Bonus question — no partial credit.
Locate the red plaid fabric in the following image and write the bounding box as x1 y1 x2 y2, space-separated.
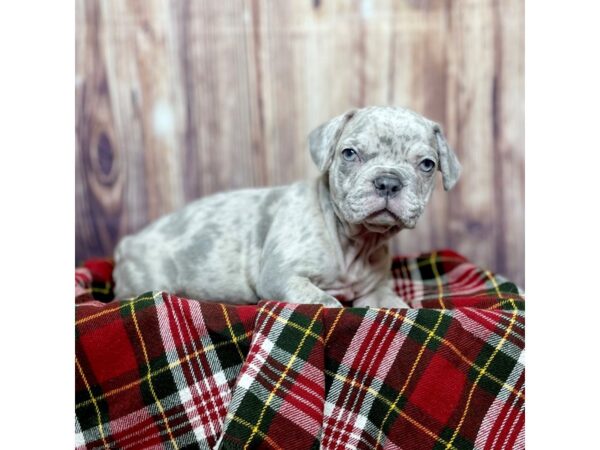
217 302 326 449
320 305 524 449
76 292 255 449
76 267 93 299
75 250 524 449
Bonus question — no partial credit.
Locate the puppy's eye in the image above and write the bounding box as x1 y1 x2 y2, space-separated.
341 148 359 162
419 158 435 172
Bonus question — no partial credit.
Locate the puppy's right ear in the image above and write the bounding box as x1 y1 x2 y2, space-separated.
309 110 357 172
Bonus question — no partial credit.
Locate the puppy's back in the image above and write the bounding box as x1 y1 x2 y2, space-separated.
113 184 290 301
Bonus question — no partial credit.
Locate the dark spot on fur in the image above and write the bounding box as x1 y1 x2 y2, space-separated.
258 248 291 298
175 221 221 276
162 258 178 281
338 160 355 178
379 135 393 147
160 211 190 237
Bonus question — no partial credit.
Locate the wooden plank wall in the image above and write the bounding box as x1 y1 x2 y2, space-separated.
76 0 524 287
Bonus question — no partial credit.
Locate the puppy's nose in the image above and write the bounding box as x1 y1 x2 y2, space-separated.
373 176 402 198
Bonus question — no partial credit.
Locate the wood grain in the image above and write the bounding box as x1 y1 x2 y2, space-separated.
76 0 525 287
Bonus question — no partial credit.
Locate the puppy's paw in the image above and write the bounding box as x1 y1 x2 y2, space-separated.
317 295 344 308
353 293 409 309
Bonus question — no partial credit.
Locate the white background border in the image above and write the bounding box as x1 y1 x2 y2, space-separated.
1 0 599 447
0 1 73 448
526 0 600 448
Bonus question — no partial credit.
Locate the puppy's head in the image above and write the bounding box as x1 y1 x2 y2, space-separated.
309 106 461 233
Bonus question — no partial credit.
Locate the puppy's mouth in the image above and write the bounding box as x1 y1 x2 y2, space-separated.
361 206 419 232
363 209 402 231
366 208 400 223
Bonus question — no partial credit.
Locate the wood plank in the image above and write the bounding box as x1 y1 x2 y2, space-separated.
492 0 525 287
444 0 499 277
76 0 128 262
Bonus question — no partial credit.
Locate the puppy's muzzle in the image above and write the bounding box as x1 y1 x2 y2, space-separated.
373 176 403 199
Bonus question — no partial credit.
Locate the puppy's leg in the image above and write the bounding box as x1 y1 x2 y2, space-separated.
258 274 342 307
286 276 343 307
353 278 409 308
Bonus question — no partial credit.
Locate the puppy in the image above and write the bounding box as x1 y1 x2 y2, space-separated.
113 106 461 307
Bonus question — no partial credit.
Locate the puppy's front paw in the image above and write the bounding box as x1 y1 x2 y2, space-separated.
353 293 409 309
317 295 343 308
265 276 344 307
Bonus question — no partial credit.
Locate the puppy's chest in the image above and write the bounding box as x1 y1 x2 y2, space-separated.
319 241 390 303
321 261 379 303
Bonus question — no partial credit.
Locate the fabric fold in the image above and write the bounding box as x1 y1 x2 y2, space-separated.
320 305 524 450
217 301 326 450
75 291 255 449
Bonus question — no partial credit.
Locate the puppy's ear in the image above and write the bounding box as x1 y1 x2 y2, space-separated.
309 110 357 172
433 125 461 191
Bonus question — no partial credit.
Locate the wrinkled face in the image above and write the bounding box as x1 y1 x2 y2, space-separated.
328 109 440 232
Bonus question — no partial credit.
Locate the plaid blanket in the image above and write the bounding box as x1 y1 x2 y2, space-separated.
75 250 524 449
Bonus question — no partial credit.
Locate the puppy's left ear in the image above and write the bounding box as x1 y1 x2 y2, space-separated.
309 109 357 172
433 125 461 191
